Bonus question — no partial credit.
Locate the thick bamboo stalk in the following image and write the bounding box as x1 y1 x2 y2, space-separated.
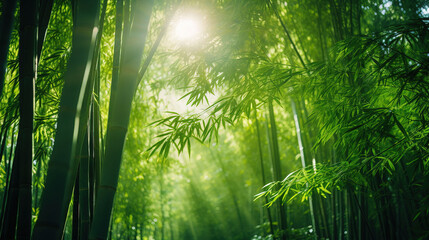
16 0 38 238
108 0 123 123
0 0 17 98
37 0 54 61
89 1 154 238
32 1 100 238
1 0 37 238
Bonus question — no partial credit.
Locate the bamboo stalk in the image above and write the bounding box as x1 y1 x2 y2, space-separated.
32 1 100 238
0 0 17 98
37 0 54 61
89 1 154 238
1 0 37 238
79 128 90 240
72 171 80 240
254 107 275 238
291 98 318 240
0 142 19 239
108 0 123 125
267 99 287 240
0 123 16 233
16 0 38 238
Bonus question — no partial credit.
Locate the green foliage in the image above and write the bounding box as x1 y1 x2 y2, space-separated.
1 0 428 239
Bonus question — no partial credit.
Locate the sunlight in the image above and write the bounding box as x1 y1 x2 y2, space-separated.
174 16 203 42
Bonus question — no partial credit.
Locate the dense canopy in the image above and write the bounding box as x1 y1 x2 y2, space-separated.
0 0 428 239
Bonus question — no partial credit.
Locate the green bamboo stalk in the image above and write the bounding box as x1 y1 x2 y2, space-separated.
32 1 100 238
160 165 165 240
93 58 102 205
1 0 37 238
108 0 123 124
349 0 353 36
291 99 318 240
254 107 275 238
89 102 95 222
0 130 7 169
0 0 17 98
267 99 287 240
67 45 98 238
80 128 90 240
338 188 344 240
267 0 306 69
328 0 344 42
316 1 326 61
209 149 245 238
72 171 80 240
37 0 54 61
121 0 130 63
0 142 19 239
89 1 154 239
16 0 37 238
88 1 107 220
137 1 181 85
0 123 16 232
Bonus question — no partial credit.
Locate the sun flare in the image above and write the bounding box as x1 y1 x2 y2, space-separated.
174 17 202 42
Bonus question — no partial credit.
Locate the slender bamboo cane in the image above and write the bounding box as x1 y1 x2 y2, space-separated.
136 1 181 85
291 99 318 240
89 101 95 222
0 142 19 239
209 149 245 238
254 107 275 238
93 58 102 204
316 2 326 61
32 1 100 238
0 127 8 171
0 123 16 232
267 0 306 69
267 99 287 240
80 127 91 240
72 171 80 240
160 165 165 240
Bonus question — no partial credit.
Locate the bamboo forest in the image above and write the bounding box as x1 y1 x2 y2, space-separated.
1 0 429 239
